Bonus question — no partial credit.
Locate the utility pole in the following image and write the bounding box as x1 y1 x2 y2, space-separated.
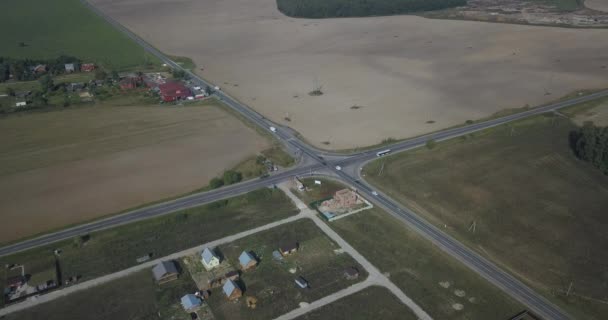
566 281 573 297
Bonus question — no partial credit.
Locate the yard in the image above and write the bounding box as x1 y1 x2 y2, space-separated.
295 286 418 320
362 106 608 319
203 219 367 320
0 0 157 70
5 262 197 320
0 188 298 307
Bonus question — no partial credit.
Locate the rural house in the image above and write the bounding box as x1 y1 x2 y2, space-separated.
64 63 77 73
279 242 299 256
239 251 257 271
159 81 192 102
81 63 95 72
152 261 179 284
31 64 47 74
181 294 202 311
201 248 220 270
222 279 242 300
343 267 359 280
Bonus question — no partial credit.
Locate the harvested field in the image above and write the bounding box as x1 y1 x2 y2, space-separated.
91 0 608 149
572 98 608 126
0 100 269 243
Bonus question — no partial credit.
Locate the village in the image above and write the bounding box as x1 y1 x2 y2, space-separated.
0 57 213 113
2 180 374 320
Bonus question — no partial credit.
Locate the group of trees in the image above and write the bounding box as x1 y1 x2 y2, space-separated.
209 170 243 189
569 122 608 174
0 55 81 82
276 0 467 18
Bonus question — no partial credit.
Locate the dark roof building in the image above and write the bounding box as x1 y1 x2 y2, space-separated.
279 242 299 256
159 81 191 102
152 261 179 284
343 267 359 280
181 294 202 310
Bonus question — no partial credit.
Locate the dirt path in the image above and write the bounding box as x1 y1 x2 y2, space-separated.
277 184 432 320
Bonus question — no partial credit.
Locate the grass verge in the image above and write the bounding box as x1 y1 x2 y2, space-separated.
362 110 608 319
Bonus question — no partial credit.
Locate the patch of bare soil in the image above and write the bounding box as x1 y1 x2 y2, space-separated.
586 0 608 13
91 0 608 149
0 104 268 243
572 100 608 126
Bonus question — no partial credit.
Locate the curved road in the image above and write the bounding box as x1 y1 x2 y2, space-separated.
5 1 608 319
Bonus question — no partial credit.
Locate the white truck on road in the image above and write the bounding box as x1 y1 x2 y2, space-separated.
270 126 277 133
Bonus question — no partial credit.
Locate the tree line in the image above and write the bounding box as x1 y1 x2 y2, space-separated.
0 55 81 82
569 122 608 174
276 0 467 18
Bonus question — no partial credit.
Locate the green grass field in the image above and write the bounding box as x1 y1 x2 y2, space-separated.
206 219 366 320
295 286 418 320
0 188 298 307
363 109 608 319
330 207 523 319
0 0 157 70
292 178 523 318
6 262 197 320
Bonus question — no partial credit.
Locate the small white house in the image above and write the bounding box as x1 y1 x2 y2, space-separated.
15 101 27 107
201 247 220 270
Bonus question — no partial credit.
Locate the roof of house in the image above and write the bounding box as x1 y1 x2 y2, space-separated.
225 270 239 278
239 251 255 267
201 248 218 264
152 261 178 280
181 294 201 310
223 279 239 296
344 267 359 277
159 81 191 97
280 242 298 252
295 276 308 288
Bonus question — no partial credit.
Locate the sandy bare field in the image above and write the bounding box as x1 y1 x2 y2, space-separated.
0 103 268 243
91 0 608 149
586 0 608 12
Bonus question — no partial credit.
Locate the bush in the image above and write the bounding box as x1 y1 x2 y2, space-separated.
209 177 224 189
569 122 608 174
426 139 437 149
223 170 243 185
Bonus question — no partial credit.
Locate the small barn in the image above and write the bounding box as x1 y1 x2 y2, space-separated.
65 63 77 73
239 251 257 271
201 248 220 270
295 276 309 289
181 294 202 311
222 279 242 300
152 261 179 284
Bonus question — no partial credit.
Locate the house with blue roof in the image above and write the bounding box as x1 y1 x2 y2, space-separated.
223 279 242 300
201 247 220 270
239 251 257 271
181 294 202 311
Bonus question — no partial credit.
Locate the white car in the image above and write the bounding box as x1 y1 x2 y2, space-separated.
335 165 342 171
371 191 378 196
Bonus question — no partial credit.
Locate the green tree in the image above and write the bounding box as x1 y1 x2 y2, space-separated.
95 69 108 80
39 74 54 92
111 70 120 81
5 87 15 97
209 177 224 189
223 170 243 185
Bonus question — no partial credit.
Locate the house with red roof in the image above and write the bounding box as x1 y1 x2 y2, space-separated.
159 81 191 102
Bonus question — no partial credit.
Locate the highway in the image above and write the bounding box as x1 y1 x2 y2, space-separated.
7 1 608 319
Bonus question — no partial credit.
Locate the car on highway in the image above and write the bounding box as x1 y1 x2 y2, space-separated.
371 191 378 196
335 165 342 171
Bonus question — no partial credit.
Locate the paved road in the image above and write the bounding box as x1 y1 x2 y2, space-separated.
4 1 605 319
